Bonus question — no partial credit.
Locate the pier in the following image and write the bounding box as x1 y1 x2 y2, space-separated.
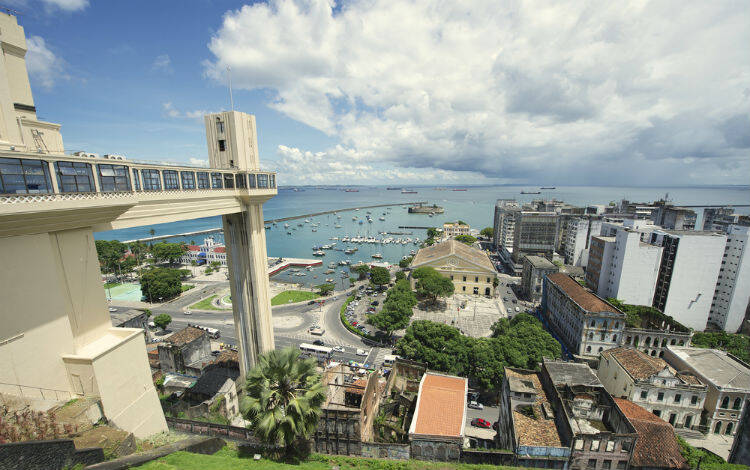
123 201 426 243
268 258 323 276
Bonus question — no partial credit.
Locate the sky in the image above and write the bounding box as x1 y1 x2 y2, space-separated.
10 0 750 186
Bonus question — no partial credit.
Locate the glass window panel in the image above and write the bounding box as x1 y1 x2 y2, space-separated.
97 164 131 192
99 167 115 176
141 169 161 191
270 174 276 188
55 161 94 193
211 172 223 189
132 169 141 191
197 172 210 189
223 173 234 188
247 173 256 188
181 171 196 189
163 170 179 189
235 173 246 189
257 173 269 188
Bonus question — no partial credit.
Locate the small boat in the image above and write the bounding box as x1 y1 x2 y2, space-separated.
359 220 364 225
521 191 541 194
326 278 335 283
264 226 271 230
379 217 385 221
328 262 337 268
284 223 290 228
372 253 383 259
540 186 556 189
386 187 401 190
324 269 335 274
335 224 342 228
401 189 417 194
345 189 359 192
452 188 467 191
312 229 317 232
287 231 292 235
368 219 373 223
313 251 325 256
344 249 356 255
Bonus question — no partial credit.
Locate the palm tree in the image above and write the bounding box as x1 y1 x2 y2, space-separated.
240 348 326 455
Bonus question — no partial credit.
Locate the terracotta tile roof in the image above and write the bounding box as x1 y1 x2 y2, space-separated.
602 347 669 380
411 373 467 438
412 239 495 273
214 247 226 253
505 368 563 448
187 245 201 251
210 349 239 369
547 273 620 314
345 378 368 395
614 398 688 469
166 326 206 346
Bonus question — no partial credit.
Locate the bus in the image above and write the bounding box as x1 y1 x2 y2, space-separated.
299 343 333 361
193 325 221 339
383 354 400 367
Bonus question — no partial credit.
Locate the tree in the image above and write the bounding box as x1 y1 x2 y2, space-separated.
316 283 334 296
369 266 390 286
457 220 467 225
426 227 439 239
153 313 172 331
480 227 494 238
370 303 411 338
210 261 221 269
399 256 413 268
395 271 406 281
241 348 325 456
149 228 156 237
351 264 370 280
95 240 128 273
151 242 187 264
454 234 477 245
396 320 472 375
142 308 152 319
412 267 454 304
140 267 183 302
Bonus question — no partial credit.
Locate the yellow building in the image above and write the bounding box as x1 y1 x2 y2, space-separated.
411 240 497 296
442 222 470 239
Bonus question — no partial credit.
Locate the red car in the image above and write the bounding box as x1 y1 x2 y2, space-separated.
471 418 491 428
352 321 358 326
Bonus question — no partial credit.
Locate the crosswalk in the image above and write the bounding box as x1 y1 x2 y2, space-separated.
279 332 352 347
368 347 391 365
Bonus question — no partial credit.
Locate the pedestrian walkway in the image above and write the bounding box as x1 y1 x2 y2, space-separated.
369 347 391 366
282 332 352 347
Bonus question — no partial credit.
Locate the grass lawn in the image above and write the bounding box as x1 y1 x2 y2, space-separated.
181 284 194 292
103 282 121 289
271 290 319 306
136 450 523 470
189 295 229 311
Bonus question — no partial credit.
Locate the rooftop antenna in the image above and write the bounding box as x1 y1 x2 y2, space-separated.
227 66 234 111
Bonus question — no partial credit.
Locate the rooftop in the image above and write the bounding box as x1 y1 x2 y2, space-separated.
165 326 206 347
602 347 671 381
547 273 622 315
524 255 555 269
109 309 147 327
667 347 750 391
410 373 467 438
614 398 688 469
411 239 495 273
543 360 602 387
505 368 563 448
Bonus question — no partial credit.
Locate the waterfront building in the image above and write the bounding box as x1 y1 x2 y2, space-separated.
703 207 749 233
563 216 602 267
442 222 470 239
613 398 689 470
511 211 558 263
0 11 277 437
663 347 750 439
492 199 519 250
542 273 625 359
521 255 558 302
650 230 726 331
708 225 750 333
410 239 497 296
181 236 228 267
612 200 660 220
655 206 697 231
586 220 662 307
597 347 707 432
408 372 467 462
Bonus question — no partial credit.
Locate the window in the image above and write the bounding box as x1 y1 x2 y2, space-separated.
487 277 491 283
223 173 234 188
257 173 269 188
218 139 226 151
721 396 730 409
726 422 734 435
197 172 210 189
141 169 161 191
181 171 196 189
474 276 478 282
591 440 600 451
733 397 742 410
674 394 681 404
132 169 141 191
612 334 617 342
616 461 626 470
653 409 661 417
691 395 698 405
605 441 615 452
211 172 223 189
162 170 179 189
574 439 584 450
235 173 247 189
657 392 664 401
247 173 256 188
586 346 591 353
669 413 676 425
587 459 597 469
463 276 467 282
621 441 631 452
0 157 53 194
269 174 276 188
54 161 94 193
602 460 611 470
97 164 131 192
216 120 224 133
714 422 722 434
462 286 466 291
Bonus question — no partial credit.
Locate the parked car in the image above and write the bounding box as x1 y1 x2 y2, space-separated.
471 418 491 428
356 349 368 356
308 300 316 305
313 339 325 346
468 401 484 410
332 346 345 353
352 321 358 326
371 301 379 306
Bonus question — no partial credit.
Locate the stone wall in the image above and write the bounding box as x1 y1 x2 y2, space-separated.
460 449 516 465
360 441 410 460
0 439 104 470
410 438 462 462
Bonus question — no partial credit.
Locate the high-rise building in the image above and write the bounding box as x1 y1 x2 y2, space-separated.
563 216 602 267
511 211 558 263
655 206 697 231
492 199 519 249
709 225 750 333
703 207 750 233
651 230 726 331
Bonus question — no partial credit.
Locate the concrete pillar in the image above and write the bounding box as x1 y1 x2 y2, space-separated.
223 201 274 376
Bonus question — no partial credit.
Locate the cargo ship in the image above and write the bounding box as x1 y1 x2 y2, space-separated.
344 188 359 192
540 186 556 189
401 189 418 194
520 191 541 194
386 187 401 190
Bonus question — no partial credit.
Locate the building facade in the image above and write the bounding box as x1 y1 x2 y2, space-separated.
410 240 497 296
157 326 212 375
181 236 228 267
492 199 519 250
543 273 626 359
709 225 750 333
564 216 602 267
512 211 558 263
656 206 697 231
663 347 750 439
442 222 470 239
597 347 707 431
703 207 749 233
521 255 558 302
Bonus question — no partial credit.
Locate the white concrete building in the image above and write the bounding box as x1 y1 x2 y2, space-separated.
563 216 602 267
709 225 750 333
586 220 662 307
651 230 726 331
181 236 228 267
492 199 519 250
597 347 707 432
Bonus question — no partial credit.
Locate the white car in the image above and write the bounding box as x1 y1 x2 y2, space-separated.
356 348 368 357
108 307 117 312
332 346 345 353
468 401 484 410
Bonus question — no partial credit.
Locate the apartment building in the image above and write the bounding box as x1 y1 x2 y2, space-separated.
492 199 519 249
597 347 707 431
586 220 662 306
650 230 726 331
656 206 697 231
521 255 558 302
664 347 750 438
564 216 602 267
703 208 749 233
543 273 626 359
709 225 750 333
512 211 559 263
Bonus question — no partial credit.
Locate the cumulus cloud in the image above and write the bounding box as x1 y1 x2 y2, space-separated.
162 102 208 120
26 36 67 90
188 157 209 167
42 0 88 11
205 0 750 185
152 54 173 73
